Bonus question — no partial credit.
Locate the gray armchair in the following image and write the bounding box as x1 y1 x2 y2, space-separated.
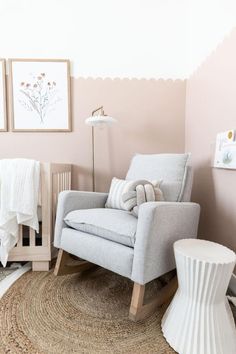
54 154 200 321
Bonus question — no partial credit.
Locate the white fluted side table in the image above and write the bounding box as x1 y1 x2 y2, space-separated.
161 239 236 354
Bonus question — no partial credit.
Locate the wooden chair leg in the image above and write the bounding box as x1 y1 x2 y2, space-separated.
129 276 178 321
54 249 95 276
129 282 145 320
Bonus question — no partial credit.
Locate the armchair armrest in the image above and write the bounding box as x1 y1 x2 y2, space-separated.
131 201 200 285
54 190 108 248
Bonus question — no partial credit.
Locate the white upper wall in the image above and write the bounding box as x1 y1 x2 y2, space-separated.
0 0 235 79
0 0 187 79
186 0 236 76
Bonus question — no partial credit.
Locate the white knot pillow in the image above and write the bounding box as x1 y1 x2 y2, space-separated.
105 177 164 216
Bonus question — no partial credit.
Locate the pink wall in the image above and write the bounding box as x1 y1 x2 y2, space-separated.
0 77 186 192
185 28 236 254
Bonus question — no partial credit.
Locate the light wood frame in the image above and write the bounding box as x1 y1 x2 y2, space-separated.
8 163 71 271
0 59 7 131
129 278 177 321
54 249 95 276
55 249 178 321
8 58 71 132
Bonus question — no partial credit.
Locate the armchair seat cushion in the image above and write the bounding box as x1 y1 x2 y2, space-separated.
64 208 137 247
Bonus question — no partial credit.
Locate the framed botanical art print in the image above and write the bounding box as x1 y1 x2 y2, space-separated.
9 59 71 131
0 59 7 131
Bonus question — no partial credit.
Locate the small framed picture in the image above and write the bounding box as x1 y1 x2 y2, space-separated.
0 59 7 131
9 59 71 132
214 130 236 169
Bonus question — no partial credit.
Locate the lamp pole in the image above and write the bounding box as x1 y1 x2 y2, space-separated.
85 106 117 192
92 125 95 192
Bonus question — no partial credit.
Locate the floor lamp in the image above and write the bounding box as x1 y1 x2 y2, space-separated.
85 106 117 192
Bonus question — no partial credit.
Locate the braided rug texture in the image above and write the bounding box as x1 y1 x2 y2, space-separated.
0 268 15 282
0 268 175 354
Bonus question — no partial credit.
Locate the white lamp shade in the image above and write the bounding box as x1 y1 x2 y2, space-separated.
85 115 117 127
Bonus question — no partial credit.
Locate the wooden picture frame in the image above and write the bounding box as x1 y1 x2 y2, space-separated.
0 59 7 131
9 59 71 132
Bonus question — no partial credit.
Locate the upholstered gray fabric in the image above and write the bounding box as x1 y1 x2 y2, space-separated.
181 167 193 202
64 208 137 247
126 153 190 202
61 228 134 278
53 156 200 287
54 191 108 248
131 201 200 284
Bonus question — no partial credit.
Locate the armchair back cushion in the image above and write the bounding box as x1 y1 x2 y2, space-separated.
126 153 190 202
181 167 193 202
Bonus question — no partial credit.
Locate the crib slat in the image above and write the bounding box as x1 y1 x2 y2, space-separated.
57 173 60 195
65 172 68 189
17 225 23 247
53 188 57 225
60 173 63 191
63 172 66 190
66 172 68 189
60 173 63 192
61 173 64 191
63 172 66 189
67 172 69 189
60 173 62 192
59 173 61 191
62 172 65 190
69 172 71 189
30 228 36 247
42 228 47 247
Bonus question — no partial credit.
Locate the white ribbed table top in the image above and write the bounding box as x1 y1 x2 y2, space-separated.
174 239 236 264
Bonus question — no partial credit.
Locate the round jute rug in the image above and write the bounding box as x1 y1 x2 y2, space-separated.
0 268 175 354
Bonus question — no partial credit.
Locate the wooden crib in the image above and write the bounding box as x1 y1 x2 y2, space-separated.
8 163 72 271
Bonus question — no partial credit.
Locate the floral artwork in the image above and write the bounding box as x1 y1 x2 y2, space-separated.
0 60 7 131
19 73 60 124
9 59 71 131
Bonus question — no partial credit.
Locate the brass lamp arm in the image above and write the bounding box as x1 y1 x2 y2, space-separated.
92 106 106 116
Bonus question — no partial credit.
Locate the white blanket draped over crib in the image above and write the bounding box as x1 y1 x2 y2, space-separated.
0 159 40 267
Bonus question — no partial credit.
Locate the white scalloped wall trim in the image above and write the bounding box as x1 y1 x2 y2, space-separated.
72 77 187 83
